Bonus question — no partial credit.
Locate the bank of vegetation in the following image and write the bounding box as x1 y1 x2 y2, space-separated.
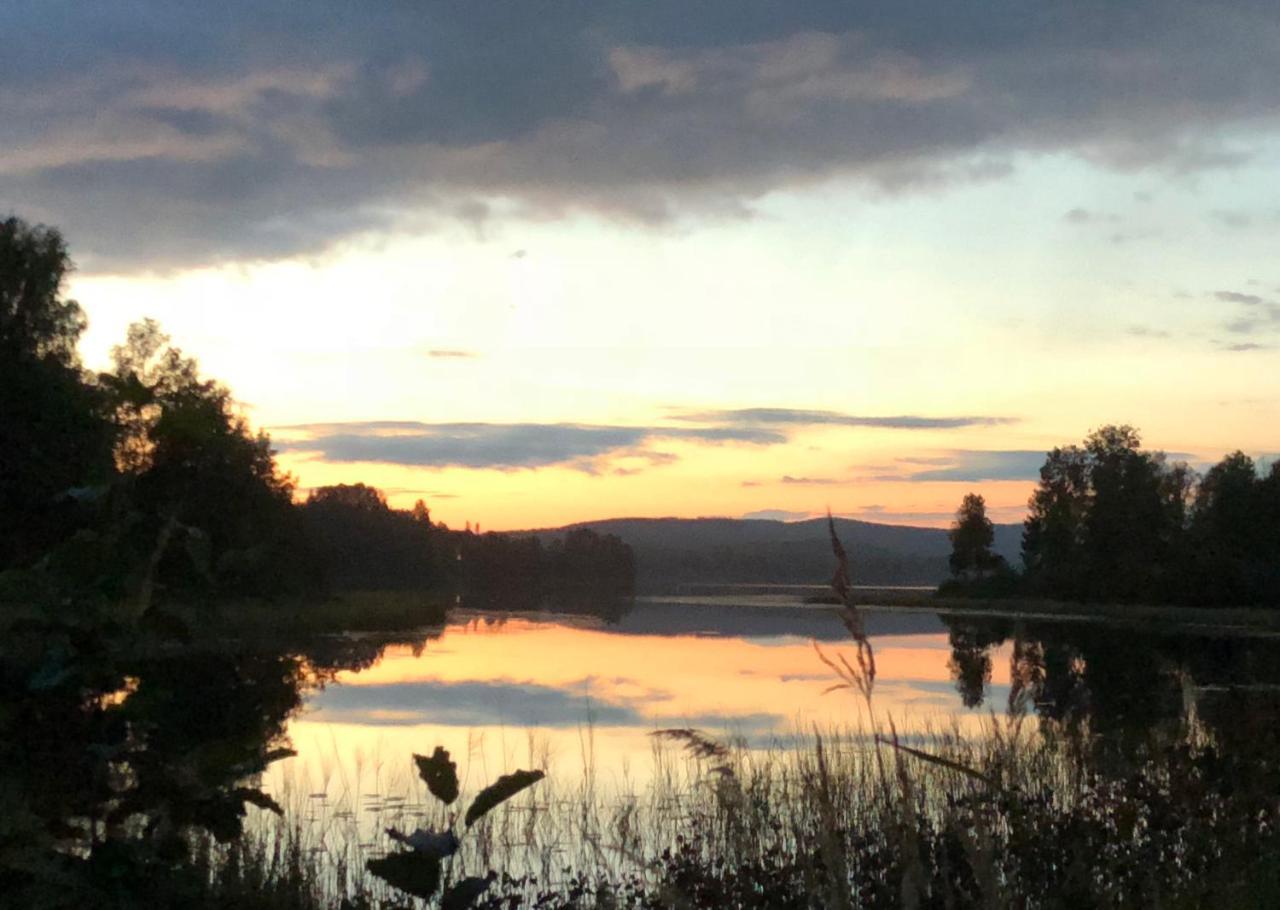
942 426 1280 607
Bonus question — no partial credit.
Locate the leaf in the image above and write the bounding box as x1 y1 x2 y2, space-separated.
234 788 283 815
414 746 459 805
442 875 493 910
366 851 441 899
465 769 544 827
385 826 459 858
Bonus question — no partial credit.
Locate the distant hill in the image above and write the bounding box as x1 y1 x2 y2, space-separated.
524 516 1023 591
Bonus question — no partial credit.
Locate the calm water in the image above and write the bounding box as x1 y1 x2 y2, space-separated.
264 598 1280 816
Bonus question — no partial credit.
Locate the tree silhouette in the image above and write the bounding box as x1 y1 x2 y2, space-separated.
0 217 114 568
948 493 999 578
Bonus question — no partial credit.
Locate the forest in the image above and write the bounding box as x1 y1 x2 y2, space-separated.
944 426 1280 606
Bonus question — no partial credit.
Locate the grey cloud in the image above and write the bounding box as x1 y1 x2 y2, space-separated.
1215 290 1270 306
1221 341 1270 352
308 677 783 732
308 679 640 728
670 408 1017 429
878 449 1048 482
276 420 782 472
8 1 1280 269
1127 325 1170 338
426 349 479 359
1213 289 1280 339
1211 210 1254 229
1063 208 1119 224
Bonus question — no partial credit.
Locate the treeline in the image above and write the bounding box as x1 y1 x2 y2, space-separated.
944 426 1280 606
299 483 635 610
457 527 636 615
1 216 633 610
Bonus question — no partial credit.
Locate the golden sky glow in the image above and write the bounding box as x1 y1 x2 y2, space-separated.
68 143 1280 531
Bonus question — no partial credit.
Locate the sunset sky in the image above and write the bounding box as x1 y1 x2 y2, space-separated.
5 2 1279 529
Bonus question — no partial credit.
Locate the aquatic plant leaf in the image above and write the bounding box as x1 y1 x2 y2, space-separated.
386 826 459 857
464 769 544 827
366 851 441 899
414 746 459 804
442 875 493 910
234 788 283 815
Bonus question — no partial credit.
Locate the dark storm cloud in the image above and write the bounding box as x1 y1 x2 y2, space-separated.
6 1 1280 270
671 408 1017 429
276 420 784 472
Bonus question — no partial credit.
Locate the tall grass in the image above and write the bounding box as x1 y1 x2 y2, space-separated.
199 706 1280 909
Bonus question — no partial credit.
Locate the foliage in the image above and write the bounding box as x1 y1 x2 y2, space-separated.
414 746 460 805
456 527 635 618
947 493 1002 578
301 484 442 592
366 747 542 906
464 770 546 828
0 217 115 568
1017 426 1280 605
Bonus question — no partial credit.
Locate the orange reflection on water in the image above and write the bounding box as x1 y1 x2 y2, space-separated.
272 606 1013 803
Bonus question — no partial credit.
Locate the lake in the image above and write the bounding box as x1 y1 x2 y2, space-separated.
264 597 1280 848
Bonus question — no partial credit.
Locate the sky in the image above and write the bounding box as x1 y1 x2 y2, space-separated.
5 1 1279 530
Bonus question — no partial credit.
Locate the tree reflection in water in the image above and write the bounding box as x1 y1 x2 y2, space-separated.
0 604 436 908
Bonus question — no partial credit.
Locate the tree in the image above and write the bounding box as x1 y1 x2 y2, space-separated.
0 217 114 567
301 484 438 591
1023 426 1199 603
1023 445 1091 597
948 493 998 578
100 319 302 595
0 216 85 365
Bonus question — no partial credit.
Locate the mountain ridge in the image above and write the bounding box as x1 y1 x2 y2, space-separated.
521 515 1023 590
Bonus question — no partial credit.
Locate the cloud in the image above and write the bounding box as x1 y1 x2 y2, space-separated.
8 2 1280 269
1212 289 1280 339
276 410 1015 474
670 408 1017 430
276 419 782 473
426 349 479 359
308 677 782 731
1210 210 1254 229
871 450 1048 483
1220 341 1270 352
1062 208 1119 225
780 475 841 485
1127 325 1171 338
1215 290 1270 306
